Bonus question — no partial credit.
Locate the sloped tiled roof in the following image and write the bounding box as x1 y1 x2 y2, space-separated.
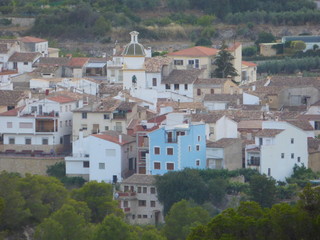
92 131 135 145
145 56 172 73
207 138 241 148
238 120 263 129
19 36 47 43
121 174 155 185
162 69 203 84
0 106 24 116
255 129 284 137
194 78 229 86
9 52 41 62
242 61 257 67
0 90 27 106
67 57 89 68
287 119 314 131
168 46 219 57
47 96 76 104
204 94 242 103
298 114 320 121
37 57 70 66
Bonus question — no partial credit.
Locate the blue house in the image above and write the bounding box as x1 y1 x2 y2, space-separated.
147 123 206 175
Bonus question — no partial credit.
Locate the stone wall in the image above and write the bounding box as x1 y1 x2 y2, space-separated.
0 156 64 176
8 17 35 27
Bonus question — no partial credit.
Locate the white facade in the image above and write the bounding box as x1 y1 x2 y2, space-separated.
65 133 136 182
246 121 308 182
243 92 260 105
215 116 238 141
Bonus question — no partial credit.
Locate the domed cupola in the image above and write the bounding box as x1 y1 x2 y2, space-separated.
122 31 145 56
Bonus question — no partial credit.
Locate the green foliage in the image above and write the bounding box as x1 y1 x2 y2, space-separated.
286 164 320 187
249 175 277 208
298 184 320 215
290 40 307 52
0 18 11 26
93 214 137 240
195 38 212 47
213 47 238 78
71 181 122 223
164 200 210 240
255 31 276 47
208 178 228 205
276 184 298 200
35 204 92 240
242 46 257 57
197 15 215 26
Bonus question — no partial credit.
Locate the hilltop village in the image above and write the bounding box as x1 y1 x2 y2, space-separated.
0 31 320 228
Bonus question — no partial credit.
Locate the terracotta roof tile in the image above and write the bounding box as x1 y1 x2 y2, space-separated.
121 174 155 185
92 131 135 145
19 36 47 43
194 78 229 85
67 57 89 68
168 46 219 57
238 120 263 129
255 129 284 137
47 96 76 104
145 56 172 73
37 57 70 66
162 69 203 84
204 94 242 103
9 52 41 62
287 120 314 131
298 114 320 121
0 106 24 116
242 61 257 67
0 90 27 106
207 138 241 148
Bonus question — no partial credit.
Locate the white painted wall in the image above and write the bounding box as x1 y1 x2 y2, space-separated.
243 92 260 105
215 116 238 140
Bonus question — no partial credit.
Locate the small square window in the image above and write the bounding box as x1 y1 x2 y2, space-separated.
184 84 188 90
83 161 90 168
150 187 156 194
104 114 109 119
9 137 15 144
167 148 173 155
154 147 160 155
143 215 148 218
151 201 156 207
166 162 174 170
23 62 28 65
105 126 109 130
138 214 141 218
165 84 170 90
196 145 200 151
196 160 200 166
143 187 147 193
138 200 146 207
154 162 161 170
281 153 284 158
25 138 31 145
99 162 105 169
42 138 48 145
82 112 87 119
174 84 180 90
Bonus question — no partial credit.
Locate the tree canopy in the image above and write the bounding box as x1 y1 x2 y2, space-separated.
212 47 238 78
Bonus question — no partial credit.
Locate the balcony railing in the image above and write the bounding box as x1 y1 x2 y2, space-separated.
113 113 126 119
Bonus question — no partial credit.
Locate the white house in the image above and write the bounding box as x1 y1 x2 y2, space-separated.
0 95 81 154
245 121 308 181
19 36 49 57
65 131 136 182
8 52 41 74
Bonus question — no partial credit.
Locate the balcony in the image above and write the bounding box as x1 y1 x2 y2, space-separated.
123 207 131 212
247 157 260 166
113 113 126 120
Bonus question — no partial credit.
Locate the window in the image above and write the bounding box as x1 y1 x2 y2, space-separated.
104 114 109 119
197 89 201 96
281 153 284 158
106 149 116 157
198 136 201 142
42 138 48 145
291 153 294 159
105 126 109 130
167 148 173 155
188 146 191 152
19 122 33 128
138 200 146 207
25 138 31 145
99 162 105 169
188 60 194 66
83 161 90 168
174 84 179 90
291 138 294 144
154 162 161 170
143 215 148 218
7 122 12 128
69 120 72 126
154 147 160 155
82 112 87 119
132 215 135 220
124 185 129 192
150 187 156 194
123 200 128 208
9 137 15 144
268 168 271 176
143 187 147 193
65 120 68 127
150 201 156 207
65 106 68 112
138 187 141 193
23 62 28 65
259 138 263 146
184 84 188 90
165 84 170 90
174 60 183 65
196 160 200 166
138 215 141 218
60 121 62 128
31 106 37 113
152 78 157 86
211 89 215 94
196 145 200 151
166 163 174 170
297 157 301 163
315 121 320 130
60 137 63 144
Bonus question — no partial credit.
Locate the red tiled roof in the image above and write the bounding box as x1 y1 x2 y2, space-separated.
242 61 257 67
0 70 18 76
167 46 219 57
47 96 76 103
9 52 41 62
67 58 89 68
147 114 167 124
92 131 135 145
20 36 47 43
0 106 24 116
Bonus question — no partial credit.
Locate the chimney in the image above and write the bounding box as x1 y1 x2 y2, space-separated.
119 134 122 143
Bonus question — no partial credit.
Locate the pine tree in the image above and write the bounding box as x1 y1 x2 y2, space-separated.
213 47 238 78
